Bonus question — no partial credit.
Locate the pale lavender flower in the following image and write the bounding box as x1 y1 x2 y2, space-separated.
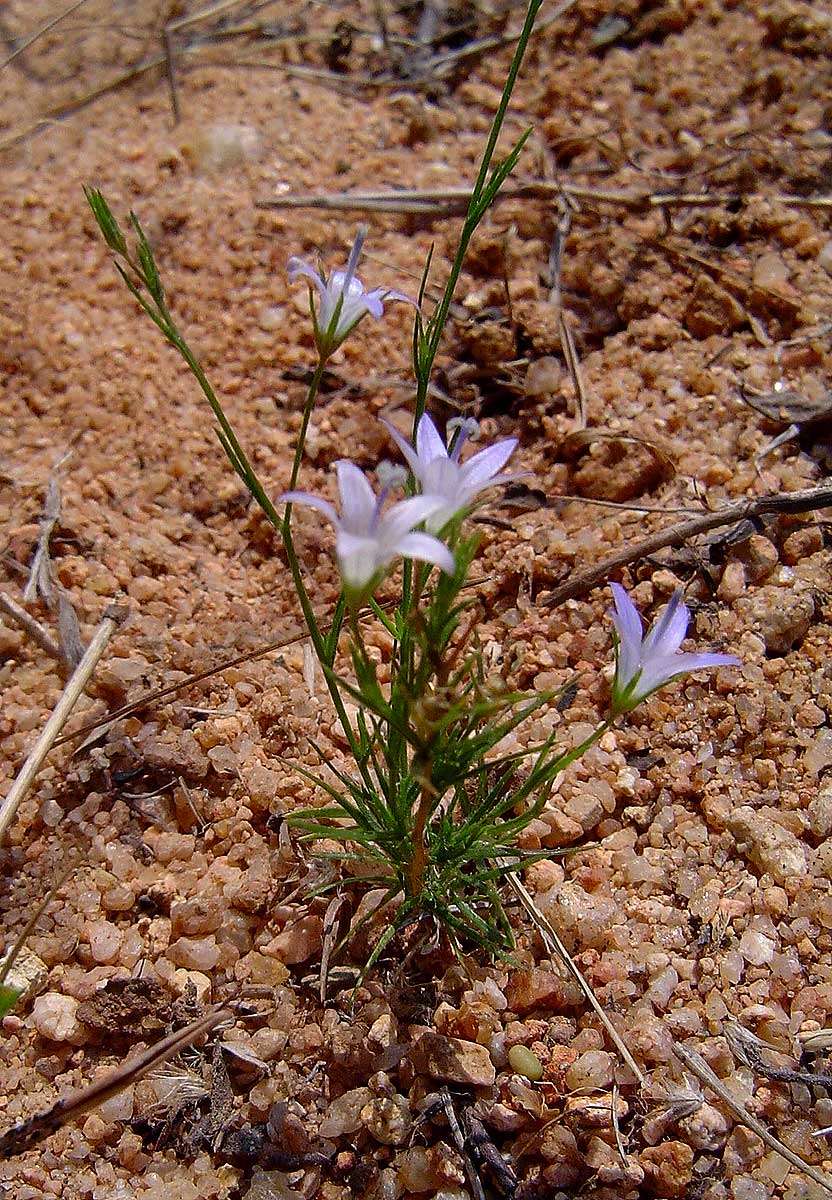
383 412 518 532
287 228 413 358
609 583 739 715
281 460 454 596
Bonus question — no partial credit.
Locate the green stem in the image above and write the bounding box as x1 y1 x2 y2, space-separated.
413 0 544 423
287 358 327 493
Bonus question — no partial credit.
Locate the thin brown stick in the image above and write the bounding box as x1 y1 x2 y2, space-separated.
552 495 701 515
0 593 62 663
161 0 248 123
673 1042 832 1195
164 0 248 36
0 53 165 153
0 605 126 844
53 622 311 749
543 483 832 608
0 1004 230 1157
421 0 579 75
254 183 832 216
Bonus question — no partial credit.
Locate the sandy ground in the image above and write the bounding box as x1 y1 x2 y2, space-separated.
1 0 832 1197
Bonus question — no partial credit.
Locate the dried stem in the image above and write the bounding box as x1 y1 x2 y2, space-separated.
505 872 646 1086
544 483 832 608
255 183 832 217
0 0 90 71
0 1004 230 1156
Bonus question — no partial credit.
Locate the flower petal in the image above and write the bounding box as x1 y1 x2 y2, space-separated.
415 414 449 465
459 438 518 491
336 530 380 590
421 499 458 534
609 583 643 687
335 461 377 533
642 591 689 658
358 288 386 320
396 531 455 575
342 227 366 290
380 418 421 477
380 494 445 543
379 287 416 307
636 650 739 699
279 490 338 526
287 257 326 296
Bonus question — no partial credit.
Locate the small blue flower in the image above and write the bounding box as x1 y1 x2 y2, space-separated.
281 461 454 598
383 412 518 532
609 583 739 715
288 228 413 358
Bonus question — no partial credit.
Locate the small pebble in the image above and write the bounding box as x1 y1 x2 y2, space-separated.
166 936 221 971
31 993 85 1044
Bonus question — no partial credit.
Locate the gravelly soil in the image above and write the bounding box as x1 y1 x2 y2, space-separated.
1 1 832 1197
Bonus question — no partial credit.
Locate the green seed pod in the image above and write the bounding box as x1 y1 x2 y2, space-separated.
508 1044 544 1081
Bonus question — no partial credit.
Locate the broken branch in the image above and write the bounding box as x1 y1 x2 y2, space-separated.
543 483 832 608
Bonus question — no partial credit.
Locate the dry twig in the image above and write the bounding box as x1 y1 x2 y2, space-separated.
0 0 90 71
440 1089 487 1200
543 482 832 608
0 1004 230 1156
255 183 832 217
559 312 588 430
0 869 71 995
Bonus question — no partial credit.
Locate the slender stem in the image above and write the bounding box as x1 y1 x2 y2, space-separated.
287 358 327 494
408 779 433 899
413 0 544 422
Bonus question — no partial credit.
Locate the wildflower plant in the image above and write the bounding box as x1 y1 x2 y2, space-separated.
85 0 738 963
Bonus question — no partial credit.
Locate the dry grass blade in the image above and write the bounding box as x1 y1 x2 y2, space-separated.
319 893 347 1004
546 193 576 310
255 184 832 217
19 465 85 668
421 0 579 75
0 0 90 71
673 1041 832 1195
23 477 61 604
0 1004 231 1157
0 605 126 844
504 872 646 1086
162 0 250 123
